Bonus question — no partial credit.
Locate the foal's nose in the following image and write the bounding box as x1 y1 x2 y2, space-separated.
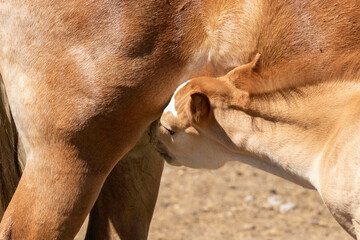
155 140 175 163
148 120 160 145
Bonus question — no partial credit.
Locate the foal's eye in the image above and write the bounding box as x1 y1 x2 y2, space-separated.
164 126 176 135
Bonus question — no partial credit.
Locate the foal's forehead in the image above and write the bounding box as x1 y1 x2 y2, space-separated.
164 80 191 117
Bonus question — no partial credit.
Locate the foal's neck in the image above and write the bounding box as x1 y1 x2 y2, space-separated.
216 81 360 189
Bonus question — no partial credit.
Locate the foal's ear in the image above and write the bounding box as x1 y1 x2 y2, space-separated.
187 93 211 125
224 53 261 90
225 53 261 81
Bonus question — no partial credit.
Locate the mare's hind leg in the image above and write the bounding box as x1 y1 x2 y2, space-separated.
0 75 23 219
0 79 158 239
85 130 163 240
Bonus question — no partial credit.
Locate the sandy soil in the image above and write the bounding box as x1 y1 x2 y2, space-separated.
75 161 352 240
148 162 352 240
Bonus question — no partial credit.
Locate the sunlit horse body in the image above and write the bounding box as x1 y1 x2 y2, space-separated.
1 0 360 239
156 55 360 238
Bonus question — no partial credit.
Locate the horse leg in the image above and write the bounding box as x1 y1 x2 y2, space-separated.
0 59 169 239
0 76 22 219
85 129 163 240
0 93 159 239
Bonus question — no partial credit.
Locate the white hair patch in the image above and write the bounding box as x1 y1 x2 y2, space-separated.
164 80 190 117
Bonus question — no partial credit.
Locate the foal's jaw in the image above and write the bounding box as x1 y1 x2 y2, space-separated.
157 124 226 169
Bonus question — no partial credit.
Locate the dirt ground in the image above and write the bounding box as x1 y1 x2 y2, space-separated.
148 162 351 240
75 161 351 240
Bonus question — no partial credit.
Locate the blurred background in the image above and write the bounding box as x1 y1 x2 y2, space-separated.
148 162 351 240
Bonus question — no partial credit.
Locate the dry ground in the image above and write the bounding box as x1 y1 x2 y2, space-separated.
148 162 351 240
76 161 352 240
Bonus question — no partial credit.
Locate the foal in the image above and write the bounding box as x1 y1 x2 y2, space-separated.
156 55 360 238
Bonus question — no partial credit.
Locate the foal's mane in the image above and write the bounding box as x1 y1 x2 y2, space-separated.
221 51 360 132
249 50 360 100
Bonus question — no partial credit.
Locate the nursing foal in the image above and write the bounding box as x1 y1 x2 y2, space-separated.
156 55 360 238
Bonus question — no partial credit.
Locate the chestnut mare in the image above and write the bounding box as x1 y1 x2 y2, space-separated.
0 0 360 239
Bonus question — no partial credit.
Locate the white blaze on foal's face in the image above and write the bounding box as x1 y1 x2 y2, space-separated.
158 78 231 169
163 80 190 118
